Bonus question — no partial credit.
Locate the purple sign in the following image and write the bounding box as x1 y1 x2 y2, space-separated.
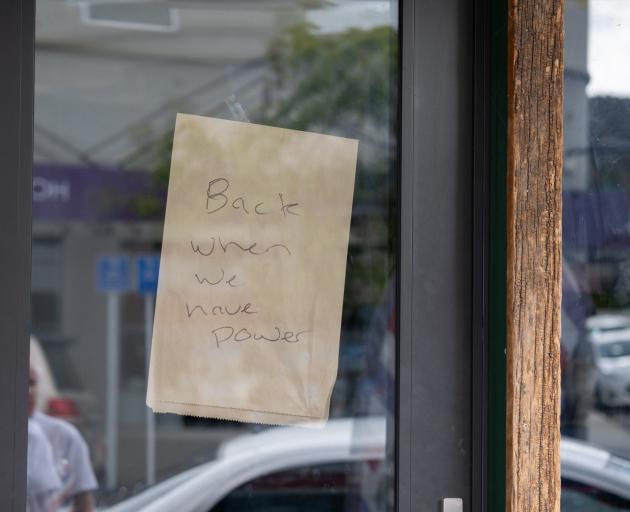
564 190 630 252
33 164 165 222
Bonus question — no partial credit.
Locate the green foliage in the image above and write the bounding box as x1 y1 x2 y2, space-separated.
255 22 398 306
260 22 397 135
130 131 172 218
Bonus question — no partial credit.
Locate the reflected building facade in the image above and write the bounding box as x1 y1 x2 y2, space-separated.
32 0 398 502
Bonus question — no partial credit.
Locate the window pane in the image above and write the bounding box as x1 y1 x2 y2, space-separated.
214 461 385 512
29 1 398 509
563 0 630 507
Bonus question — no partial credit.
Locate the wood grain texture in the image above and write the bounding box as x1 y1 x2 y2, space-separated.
506 0 563 511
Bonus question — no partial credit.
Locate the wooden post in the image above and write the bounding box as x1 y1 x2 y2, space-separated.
506 0 563 511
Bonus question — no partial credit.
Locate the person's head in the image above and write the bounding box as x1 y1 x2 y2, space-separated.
28 367 37 417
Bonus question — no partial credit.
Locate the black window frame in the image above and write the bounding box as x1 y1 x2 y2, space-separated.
0 0 491 510
0 0 34 508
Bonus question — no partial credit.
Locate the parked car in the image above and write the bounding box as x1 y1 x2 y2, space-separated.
562 436 630 508
107 417 388 512
586 314 630 408
104 416 630 511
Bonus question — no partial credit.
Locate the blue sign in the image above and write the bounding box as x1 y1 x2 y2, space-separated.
136 254 160 294
97 255 131 292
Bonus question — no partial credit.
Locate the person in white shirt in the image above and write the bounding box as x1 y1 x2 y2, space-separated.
27 376 61 512
29 367 98 512
32 411 98 511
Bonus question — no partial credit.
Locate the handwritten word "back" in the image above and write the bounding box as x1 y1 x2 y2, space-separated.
206 178 300 217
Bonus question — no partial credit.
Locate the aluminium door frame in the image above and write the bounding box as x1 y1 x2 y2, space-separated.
398 0 489 510
0 0 491 510
0 0 34 509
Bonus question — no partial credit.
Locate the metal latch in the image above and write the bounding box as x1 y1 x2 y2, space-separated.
441 498 463 512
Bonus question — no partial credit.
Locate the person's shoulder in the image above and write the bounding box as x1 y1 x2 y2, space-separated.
33 411 84 442
27 417 47 442
34 415 98 493
27 418 62 493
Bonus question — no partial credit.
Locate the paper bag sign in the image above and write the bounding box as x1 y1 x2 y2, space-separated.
146 114 358 426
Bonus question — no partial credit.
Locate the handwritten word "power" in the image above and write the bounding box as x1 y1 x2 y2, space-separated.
211 326 311 348
206 178 300 217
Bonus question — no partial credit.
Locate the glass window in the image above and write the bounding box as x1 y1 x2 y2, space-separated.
563 0 630 507
29 0 398 508
214 461 384 512
562 480 630 511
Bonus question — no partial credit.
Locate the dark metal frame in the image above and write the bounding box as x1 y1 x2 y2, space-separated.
0 0 490 509
0 0 34 509
487 0 508 509
398 0 489 510
472 0 491 510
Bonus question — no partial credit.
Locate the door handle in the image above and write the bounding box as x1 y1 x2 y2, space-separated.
441 498 463 512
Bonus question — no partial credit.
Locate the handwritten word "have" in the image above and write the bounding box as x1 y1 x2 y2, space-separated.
186 302 257 318
206 178 300 217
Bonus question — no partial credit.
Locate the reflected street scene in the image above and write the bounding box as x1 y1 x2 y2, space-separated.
562 1 630 509
31 0 398 509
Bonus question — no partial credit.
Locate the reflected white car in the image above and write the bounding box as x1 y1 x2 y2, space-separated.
587 314 630 408
562 437 630 507
107 417 387 512
105 417 630 511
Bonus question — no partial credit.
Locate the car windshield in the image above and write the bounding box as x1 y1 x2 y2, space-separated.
599 341 630 359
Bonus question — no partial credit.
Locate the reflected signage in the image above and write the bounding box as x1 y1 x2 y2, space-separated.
33 164 163 222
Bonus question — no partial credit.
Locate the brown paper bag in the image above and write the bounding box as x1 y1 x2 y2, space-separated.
146 114 358 426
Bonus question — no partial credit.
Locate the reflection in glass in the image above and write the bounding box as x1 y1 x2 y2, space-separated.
563 0 630 507
32 0 398 508
215 462 383 512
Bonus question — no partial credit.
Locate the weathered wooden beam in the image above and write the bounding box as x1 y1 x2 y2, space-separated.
506 0 563 511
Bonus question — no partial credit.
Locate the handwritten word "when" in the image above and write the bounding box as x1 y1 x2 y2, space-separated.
190 238 291 257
